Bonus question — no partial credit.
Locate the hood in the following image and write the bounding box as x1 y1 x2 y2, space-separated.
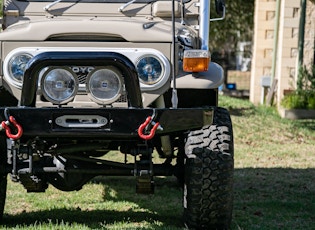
0 18 177 42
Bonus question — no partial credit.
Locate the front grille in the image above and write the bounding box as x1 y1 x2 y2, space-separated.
71 66 128 103
77 74 87 84
117 92 127 103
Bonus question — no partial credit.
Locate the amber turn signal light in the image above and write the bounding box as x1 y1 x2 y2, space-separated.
183 50 210 72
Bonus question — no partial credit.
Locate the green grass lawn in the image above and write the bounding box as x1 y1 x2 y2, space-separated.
1 95 315 229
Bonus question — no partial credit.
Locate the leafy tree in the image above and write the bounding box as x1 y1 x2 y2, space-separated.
210 0 255 51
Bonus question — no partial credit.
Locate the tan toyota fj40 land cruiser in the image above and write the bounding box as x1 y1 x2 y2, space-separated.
0 0 233 228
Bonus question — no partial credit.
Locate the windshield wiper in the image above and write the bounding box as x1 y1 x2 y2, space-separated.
118 0 137 12
43 0 62 11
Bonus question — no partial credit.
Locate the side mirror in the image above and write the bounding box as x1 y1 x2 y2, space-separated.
211 0 226 22
215 0 225 15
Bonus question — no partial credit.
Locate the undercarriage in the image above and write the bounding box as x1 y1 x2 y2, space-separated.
0 105 213 194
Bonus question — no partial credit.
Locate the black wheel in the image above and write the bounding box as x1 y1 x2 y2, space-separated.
0 136 7 220
183 107 234 229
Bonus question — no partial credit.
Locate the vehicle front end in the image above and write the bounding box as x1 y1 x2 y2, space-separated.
0 0 233 229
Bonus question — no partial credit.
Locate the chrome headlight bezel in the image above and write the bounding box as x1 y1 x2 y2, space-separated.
7 52 33 87
86 66 123 105
41 67 78 105
136 55 165 85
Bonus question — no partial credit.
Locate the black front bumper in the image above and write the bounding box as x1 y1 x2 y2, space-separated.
0 107 213 139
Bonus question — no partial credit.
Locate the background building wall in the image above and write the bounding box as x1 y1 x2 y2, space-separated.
250 0 315 105
304 1 315 68
250 0 277 104
276 0 300 103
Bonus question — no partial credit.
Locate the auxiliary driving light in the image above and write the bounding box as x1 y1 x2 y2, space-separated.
86 67 123 105
41 67 78 104
8 53 33 84
136 55 164 85
183 50 210 72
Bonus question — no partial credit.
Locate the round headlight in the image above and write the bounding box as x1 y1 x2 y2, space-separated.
86 67 123 105
136 55 164 85
41 67 78 105
8 53 33 83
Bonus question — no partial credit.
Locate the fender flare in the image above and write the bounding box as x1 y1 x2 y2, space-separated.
172 62 224 89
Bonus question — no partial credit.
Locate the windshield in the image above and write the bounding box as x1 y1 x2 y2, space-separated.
21 0 191 2
22 0 169 2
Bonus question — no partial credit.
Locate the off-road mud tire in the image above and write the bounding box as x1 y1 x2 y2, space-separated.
183 107 234 229
0 136 7 220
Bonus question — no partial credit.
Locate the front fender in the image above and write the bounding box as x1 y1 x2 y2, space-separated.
173 62 224 89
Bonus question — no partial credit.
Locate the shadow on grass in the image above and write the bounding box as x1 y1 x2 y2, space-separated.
291 119 315 132
2 208 180 229
233 168 315 229
1 168 315 229
228 107 256 117
221 101 258 117
1 176 183 229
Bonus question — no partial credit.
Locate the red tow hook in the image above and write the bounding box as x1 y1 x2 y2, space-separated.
138 116 162 140
1 116 23 140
